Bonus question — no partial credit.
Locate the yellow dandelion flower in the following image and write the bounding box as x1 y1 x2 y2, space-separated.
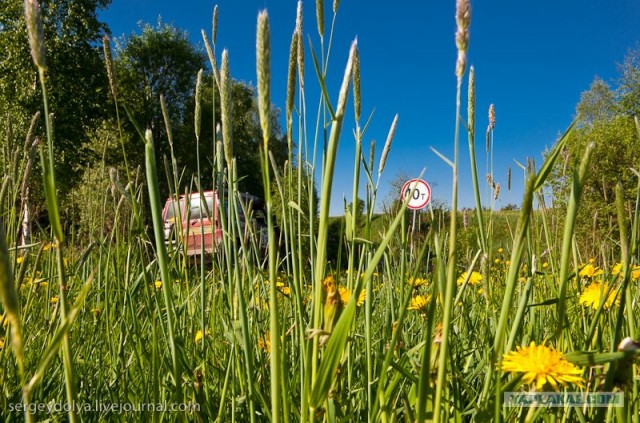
498 248 504 254
478 288 483 295
501 342 584 391
279 286 291 296
43 241 59 251
408 295 430 312
612 262 623 276
195 330 203 343
579 263 603 278
338 286 350 304
579 281 619 310
542 262 549 269
457 271 483 286
50 295 59 304
258 331 271 353
0 338 4 349
407 277 428 287
494 258 501 264
154 280 162 289
322 275 336 293
38 281 48 288
16 256 24 264
90 308 101 316
589 258 595 264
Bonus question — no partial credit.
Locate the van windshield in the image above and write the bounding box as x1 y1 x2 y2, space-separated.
189 196 214 220
165 199 183 222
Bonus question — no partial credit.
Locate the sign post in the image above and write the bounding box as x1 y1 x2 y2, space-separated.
401 179 431 210
400 179 431 260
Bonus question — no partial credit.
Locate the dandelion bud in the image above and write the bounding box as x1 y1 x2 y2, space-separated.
379 114 398 175
322 275 342 334
24 0 46 70
257 11 271 150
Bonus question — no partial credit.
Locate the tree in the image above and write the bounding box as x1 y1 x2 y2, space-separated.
617 46 640 117
113 22 288 199
113 21 206 178
0 0 112 189
548 48 640 255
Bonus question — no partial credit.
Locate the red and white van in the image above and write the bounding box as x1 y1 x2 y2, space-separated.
161 190 267 256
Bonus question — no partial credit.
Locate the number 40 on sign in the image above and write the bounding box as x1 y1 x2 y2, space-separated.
401 179 431 210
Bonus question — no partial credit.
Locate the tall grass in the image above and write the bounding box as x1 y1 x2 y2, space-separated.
0 0 639 422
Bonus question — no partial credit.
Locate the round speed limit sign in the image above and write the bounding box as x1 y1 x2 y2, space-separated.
401 179 431 210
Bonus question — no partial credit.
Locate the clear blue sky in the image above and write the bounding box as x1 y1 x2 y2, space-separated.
101 0 640 216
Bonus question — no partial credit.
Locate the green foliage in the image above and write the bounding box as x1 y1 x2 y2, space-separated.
551 119 638 256
549 49 640 256
114 23 288 198
0 0 111 189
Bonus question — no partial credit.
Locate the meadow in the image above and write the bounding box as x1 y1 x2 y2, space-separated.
1 0 640 422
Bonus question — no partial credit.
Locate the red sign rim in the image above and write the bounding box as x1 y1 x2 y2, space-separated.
401 179 431 210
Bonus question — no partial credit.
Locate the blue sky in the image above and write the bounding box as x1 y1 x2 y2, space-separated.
101 0 640 215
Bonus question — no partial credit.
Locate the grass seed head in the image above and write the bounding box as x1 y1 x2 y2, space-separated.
455 0 471 79
296 1 305 87
220 49 233 166
257 11 271 150
468 66 475 133
202 30 219 87
286 31 299 140
212 4 219 44
353 46 361 121
24 0 46 70
379 114 399 175
369 139 375 170
195 69 203 140
316 0 324 37
103 36 117 100
488 103 496 131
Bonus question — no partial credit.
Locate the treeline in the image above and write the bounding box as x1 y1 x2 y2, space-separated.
548 47 640 257
0 0 292 238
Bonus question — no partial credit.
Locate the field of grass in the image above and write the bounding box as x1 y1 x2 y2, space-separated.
1 1 640 422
